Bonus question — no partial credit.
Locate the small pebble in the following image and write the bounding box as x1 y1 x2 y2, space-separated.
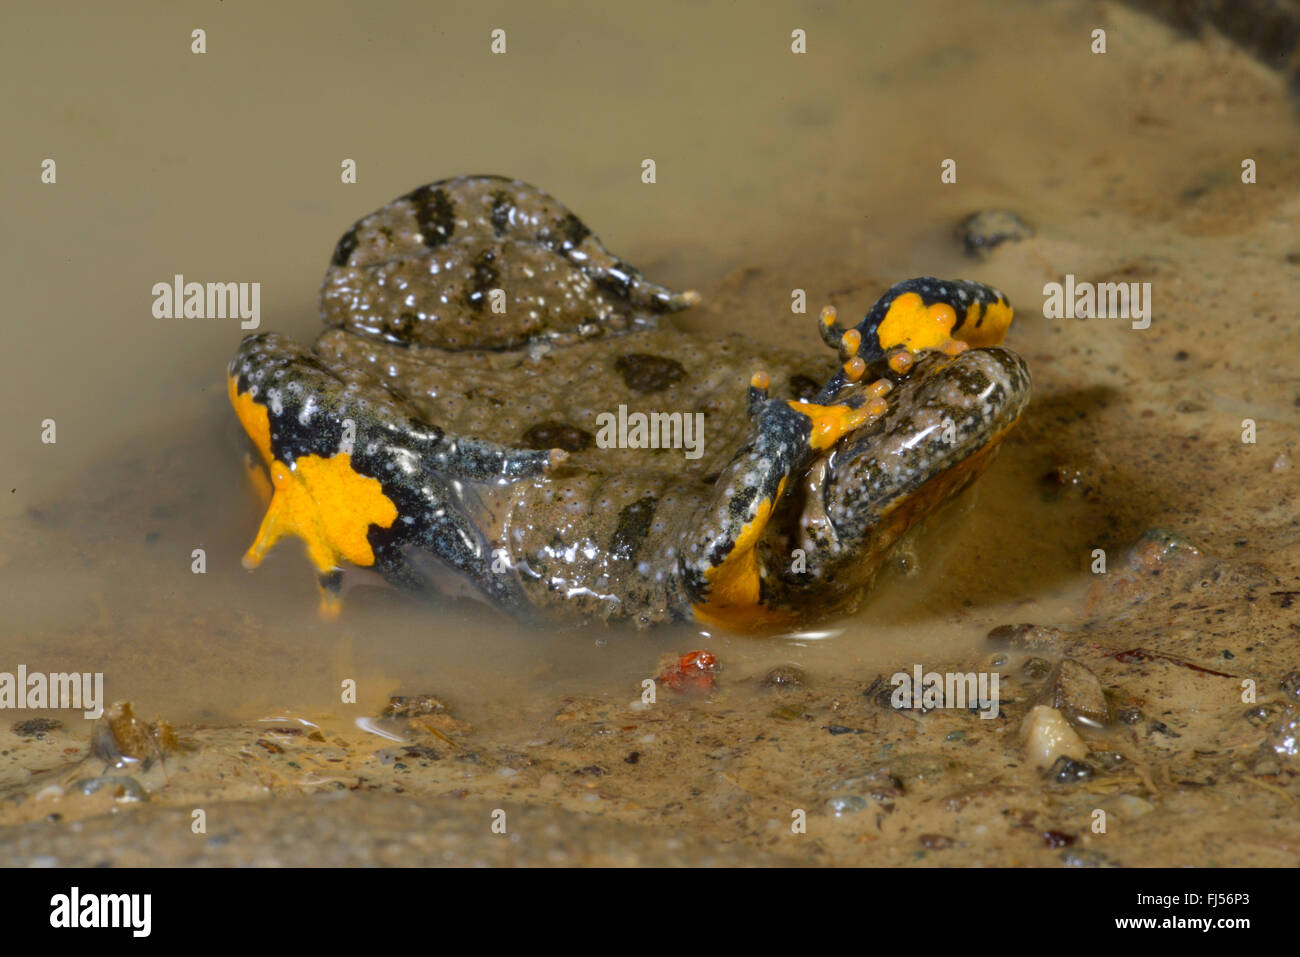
957 209 1034 257
1021 657 1051 680
826 795 868 817
761 665 807 689
1245 704 1280 727
1118 707 1143 725
1047 756 1094 784
71 776 148 803
1042 830 1076 848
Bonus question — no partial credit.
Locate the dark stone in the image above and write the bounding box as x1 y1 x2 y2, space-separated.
957 209 1034 257
1047 755 1095 783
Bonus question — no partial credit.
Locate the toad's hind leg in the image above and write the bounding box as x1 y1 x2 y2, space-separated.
676 373 883 631
229 332 564 616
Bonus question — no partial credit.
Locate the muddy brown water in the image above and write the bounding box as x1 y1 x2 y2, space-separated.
1 0 1298 866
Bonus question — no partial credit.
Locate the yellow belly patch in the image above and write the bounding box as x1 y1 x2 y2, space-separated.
691 479 794 631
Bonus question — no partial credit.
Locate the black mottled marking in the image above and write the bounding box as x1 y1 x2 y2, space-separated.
614 354 686 393
788 374 821 402
465 247 500 313
331 226 359 267
556 212 591 250
609 496 658 561
409 185 456 249
319 570 344 594
522 422 593 453
490 190 513 237
593 258 638 300
391 312 418 340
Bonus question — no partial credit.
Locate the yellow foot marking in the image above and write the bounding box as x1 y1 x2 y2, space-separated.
790 400 878 451
243 453 398 575
229 374 398 594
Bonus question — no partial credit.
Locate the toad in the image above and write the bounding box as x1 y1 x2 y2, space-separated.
228 175 1029 630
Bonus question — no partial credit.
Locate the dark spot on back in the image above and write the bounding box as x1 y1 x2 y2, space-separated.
464 246 500 313
522 422 593 453
409 185 456 249
390 312 417 340
490 190 513 237
615 354 686 393
788 374 821 401
556 212 591 250
609 496 658 562
331 226 359 267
